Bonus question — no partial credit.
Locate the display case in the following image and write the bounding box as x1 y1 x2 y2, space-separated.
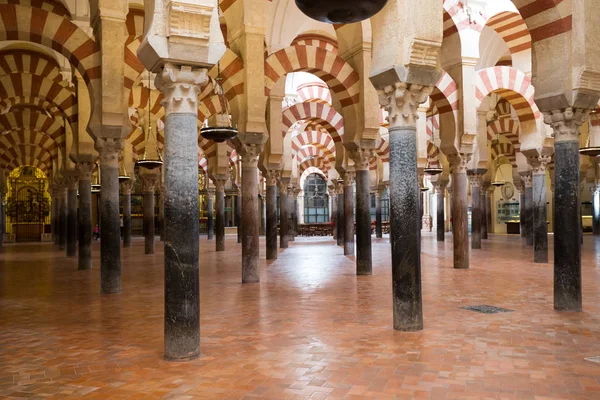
497 201 520 223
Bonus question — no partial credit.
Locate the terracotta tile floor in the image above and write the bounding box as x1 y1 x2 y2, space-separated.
2 233 600 399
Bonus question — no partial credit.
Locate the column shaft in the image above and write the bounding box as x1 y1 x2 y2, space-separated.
355 169 371 274
452 170 469 268
266 184 277 259
143 191 155 254
122 192 132 247
207 193 214 240
554 140 581 311
78 177 92 269
533 173 548 263
343 179 354 256
436 188 445 242
481 191 488 240
66 182 78 257
331 193 338 239
216 188 225 252
519 191 526 238
337 187 344 246
470 181 481 250
389 126 422 330
59 188 67 250
375 192 383 238
593 189 600 236
487 192 493 234
236 193 242 244
526 185 533 246
279 186 289 249
52 195 58 245
241 159 259 283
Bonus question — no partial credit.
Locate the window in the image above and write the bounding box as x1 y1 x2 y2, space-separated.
303 174 329 223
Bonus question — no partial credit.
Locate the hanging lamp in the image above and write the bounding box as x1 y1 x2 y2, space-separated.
91 162 101 192
118 153 131 183
295 0 387 24
490 129 507 187
200 4 238 144
420 186 430 192
136 74 164 170
424 160 443 176
579 132 600 157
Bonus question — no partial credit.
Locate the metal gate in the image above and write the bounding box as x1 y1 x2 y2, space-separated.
14 186 44 242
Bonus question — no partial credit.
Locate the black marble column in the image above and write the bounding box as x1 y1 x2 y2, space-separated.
375 190 383 238
97 138 122 294
343 174 354 256
524 176 533 246
159 81 201 360
215 183 225 252
266 178 277 260
389 125 422 331
481 188 488 240
235 191 242 244
533 168 548 263
159 187 165 241
593 187 600 236
355 169 371 274
451 160 469 269
330 191 338 239
289 193 297 242
519 189 526 238
143 189 155 254
486 189 493 234
51 192 58 245
436 186 445 242
122 185 132 248
58 186 67 251
78 164 93 270
206 190 214 240
469 175 482 250
66 178 78 257
554 137 581 311
259 194 266 236
0 197 4 248
241 148 260 283
337 184 344 246
279 182 289 249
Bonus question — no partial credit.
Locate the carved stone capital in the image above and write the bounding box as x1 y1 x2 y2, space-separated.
343 172 355 187
468 174 483 188
543 107 591 143
448 153 471 174
64 175 79 191
336 181 344 195
349 148 374 171
377 82 433 129
240 144 262 169
155 63 209 115
96 138 123 167
527 154 552 175
121 180 134 195
76 162 95 181
328 189 337 198
520 172 532 188
264 170 279 187
213 178 227 193
139 174 159 193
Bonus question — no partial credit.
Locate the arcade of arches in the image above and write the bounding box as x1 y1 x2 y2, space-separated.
2 0 600 398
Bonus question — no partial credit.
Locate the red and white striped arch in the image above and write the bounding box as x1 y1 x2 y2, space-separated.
299 156 330 176
0 110 64 144
475 66 540 123
297 144 335 165
485 11 531 55
291 130 336 159
296 82 332 105
264 45 360 108
1 0 71 18
0 128 61 160
0 143 53 172
510 0 571 44
487 117 521 153
0 96 60 118
0 49 63 82
490 141 517 168
376 138 389 163
282 102 344 141
291 33 338 53
427 141 441 167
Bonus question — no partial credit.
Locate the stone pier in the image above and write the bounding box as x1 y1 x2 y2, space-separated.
343 172 355 257
77 163 94 270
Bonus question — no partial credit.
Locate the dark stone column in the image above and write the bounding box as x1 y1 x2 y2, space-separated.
206 190 214 240
96 138 123 294
451 157 470 269
481 186 489 240
121 182 133 248
523 173 534 246
353 161 372 275
259 194 266 236
156 66 205 361
343 172 355 256
289 190 298 242
241 146 261 283
66 177 78 257
531 157 549 263
0 195 4 247
593 186 600 236
51 190 59 245
469 173 482 250
389 123 422 331
435 185 445 242
551 113 583 312
236 189 242 244
159 186 165 241
337 182 344 246
140 172 159 255
215 180 226 252
265 173 278 260
375 189 383 238
519 188 526 238
77 163 94 270
487 188 493 234
330 190 338 239
58 184 67 251
278 181 289 249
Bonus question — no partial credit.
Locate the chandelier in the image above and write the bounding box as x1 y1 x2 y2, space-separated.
295 0 387 24
136 74 164 170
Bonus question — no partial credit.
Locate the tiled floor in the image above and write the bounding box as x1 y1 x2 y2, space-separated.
2 233 600 399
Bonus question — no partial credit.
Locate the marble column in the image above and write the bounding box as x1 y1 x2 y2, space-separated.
121 181 133 248
58 183 67 251
51 188 59 245
214 179 226 252
278 180 289 249
593 185 600 236
522 172 533 246
451 156 470 269
140 173 158 255
481 185 489 240
381 83 431 331
336 181 344 246
77 163 94 270
469 173 483 250
486 187 493 234
343 172 355 256
546 108 587 312
240 146 261 283
351 150 373 275
330 190 338 239
289 189 298 242
155 64 206 360
206 189 214 240
435 184 445 242
518 186 526 238
529 156 550 263
159 185 165 241
65 176 78 257
236 189 242 244
0 192 4 247
375 189 383 238
96 138 123 294
265 171 278 260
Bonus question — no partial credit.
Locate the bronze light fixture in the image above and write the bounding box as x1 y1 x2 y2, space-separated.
295 0 387 24
200 69 238 142
579 134 600 157
118 155 131 183
424 160 443 176
136 74 163 170
91 162 101 192
420 187 430 192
